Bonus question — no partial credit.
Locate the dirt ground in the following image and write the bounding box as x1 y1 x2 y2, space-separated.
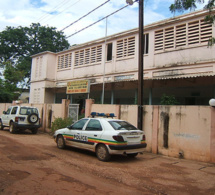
0 129 215 195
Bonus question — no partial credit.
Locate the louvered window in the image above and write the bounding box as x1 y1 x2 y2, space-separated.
200 19 212 43
74 52 79 66
154 18 212 52
33 88 40 103
165 27 174 49
128 37 135 56
155 30 164 51
176 24 186 47
96 46 102 62
85 48 90 64
57 53 72 70
35 56 43 78
188 21 200 45
79 50 84 65
116 37 135 59
91 47 96 63
74 45 102 66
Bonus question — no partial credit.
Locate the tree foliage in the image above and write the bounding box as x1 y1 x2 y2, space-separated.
0 23 70 102
170 0 215 45
0 23 70 89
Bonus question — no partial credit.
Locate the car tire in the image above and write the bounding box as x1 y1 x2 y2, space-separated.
127 153 138 158
96 144 111 162
57 135 66 149
27 113 39 124
31 129 38 134
0 120 4 130
9 122 16 134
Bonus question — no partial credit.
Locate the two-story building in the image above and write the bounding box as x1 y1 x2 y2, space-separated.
30 9 215 107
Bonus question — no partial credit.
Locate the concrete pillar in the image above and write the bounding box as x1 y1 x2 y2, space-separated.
85 99 95 118
210 107 215 163
42 104 47 132
61 99 70 119
152 105 159 154
115 105 121 119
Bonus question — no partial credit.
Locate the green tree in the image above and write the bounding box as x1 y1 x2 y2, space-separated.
0 61 23 102
0 78 12 103
0 23 70 88
170 0 215 45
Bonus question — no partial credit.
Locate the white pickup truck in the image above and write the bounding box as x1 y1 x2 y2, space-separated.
0 106 41 134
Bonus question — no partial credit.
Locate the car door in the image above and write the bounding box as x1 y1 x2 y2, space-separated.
65 118 89 148
81 119 104 151
1 107 12 126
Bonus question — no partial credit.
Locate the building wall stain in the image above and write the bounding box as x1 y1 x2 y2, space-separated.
160 111 170 149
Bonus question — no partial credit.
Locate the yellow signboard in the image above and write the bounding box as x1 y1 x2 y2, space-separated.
66 80 90 94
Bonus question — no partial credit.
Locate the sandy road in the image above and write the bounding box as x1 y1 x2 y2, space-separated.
0 129 215 195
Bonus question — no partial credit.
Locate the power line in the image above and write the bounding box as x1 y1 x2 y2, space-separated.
66 1 138 39
61 0 110 31
42 0 81 24
36 0 79 23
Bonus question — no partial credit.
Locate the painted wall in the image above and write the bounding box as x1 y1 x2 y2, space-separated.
156 106 211 162
86 102 215 163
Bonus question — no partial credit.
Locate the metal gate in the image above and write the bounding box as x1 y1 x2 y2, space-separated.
68 104 79 122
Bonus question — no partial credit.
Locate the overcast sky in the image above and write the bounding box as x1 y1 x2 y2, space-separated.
0 0 207 45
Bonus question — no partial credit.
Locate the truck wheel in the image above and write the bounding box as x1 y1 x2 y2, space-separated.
9 122 16 134
27 113 39 124
96 144 111 162
0 120 4 130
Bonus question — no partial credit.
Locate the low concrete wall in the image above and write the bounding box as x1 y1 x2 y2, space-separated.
155 106 211 162
86 101 215 163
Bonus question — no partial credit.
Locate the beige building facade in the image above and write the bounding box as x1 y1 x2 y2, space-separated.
30 9 215 107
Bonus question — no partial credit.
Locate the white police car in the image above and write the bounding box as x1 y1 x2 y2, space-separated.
53 113 147 161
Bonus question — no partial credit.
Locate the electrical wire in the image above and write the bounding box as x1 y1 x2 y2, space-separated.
42 0 81 24
66 0 138 39
36 0 80 23
61 0 110 31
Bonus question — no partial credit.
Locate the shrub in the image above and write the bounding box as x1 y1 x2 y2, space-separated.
160 94 179 105
51 117 73 134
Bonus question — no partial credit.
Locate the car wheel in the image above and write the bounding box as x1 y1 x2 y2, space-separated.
9 122 16 134
27 113 39 124
57 135 66 149
96 144 110 162
31 129 38 134
127 153 138 158
0 120 4 130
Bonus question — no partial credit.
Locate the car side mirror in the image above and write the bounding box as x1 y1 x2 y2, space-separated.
3 111 6 114
67 125 72 129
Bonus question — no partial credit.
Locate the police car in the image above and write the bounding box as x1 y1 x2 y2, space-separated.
53 112 147 161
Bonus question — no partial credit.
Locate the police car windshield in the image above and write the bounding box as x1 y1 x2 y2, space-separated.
109 121 138 130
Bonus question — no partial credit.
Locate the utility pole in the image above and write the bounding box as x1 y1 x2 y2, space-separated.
138 0 144 130
126 0 144 130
